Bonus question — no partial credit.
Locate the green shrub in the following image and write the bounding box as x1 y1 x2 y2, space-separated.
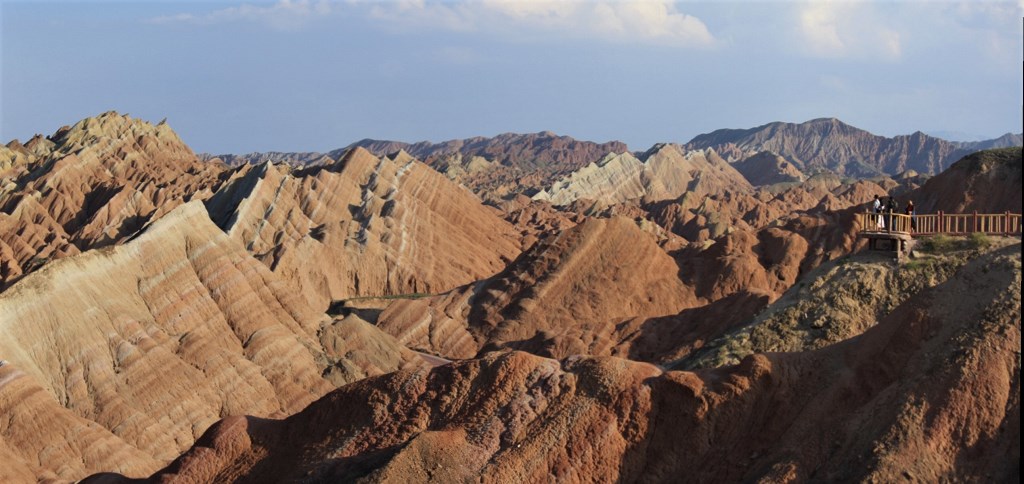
967 232 991 250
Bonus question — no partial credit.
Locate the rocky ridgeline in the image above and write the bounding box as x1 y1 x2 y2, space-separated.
532 144 753 207
685 117 1021 177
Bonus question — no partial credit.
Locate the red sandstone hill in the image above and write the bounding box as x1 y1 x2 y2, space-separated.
909 147 1022 214
376 216 698 360
685 117 1022 177
101 244 1020 483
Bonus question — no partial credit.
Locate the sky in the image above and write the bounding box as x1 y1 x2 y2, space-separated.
1 0 1022 154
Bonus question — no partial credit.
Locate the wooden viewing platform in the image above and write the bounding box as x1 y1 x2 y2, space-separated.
857 211 1023 259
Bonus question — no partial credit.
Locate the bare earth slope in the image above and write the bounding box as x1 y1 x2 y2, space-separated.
0 201 424 481
126 243 1020 482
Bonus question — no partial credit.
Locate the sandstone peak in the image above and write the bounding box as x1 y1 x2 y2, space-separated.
206 146 521 311
49 111 190 157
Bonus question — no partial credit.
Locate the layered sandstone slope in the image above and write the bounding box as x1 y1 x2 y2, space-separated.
377 216 697 359
345 132 629 201
0 112 227 289
135 244 1020 482
686 117 1022 176
533 144 752 207
206 147 521 311
0 361 159 481
0 201 423 481
911 147 1023 214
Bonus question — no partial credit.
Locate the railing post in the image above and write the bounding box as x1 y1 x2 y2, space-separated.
1006 211 1010 236
973 210 978 233
937 210 944 234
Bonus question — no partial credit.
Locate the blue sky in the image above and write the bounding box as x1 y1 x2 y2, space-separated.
1 0 1022 153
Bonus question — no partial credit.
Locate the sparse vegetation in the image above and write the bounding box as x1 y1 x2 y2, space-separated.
916 233 1002 254
25 257 49 272
342 293 434 302
918 234 954 252
903 258 936 272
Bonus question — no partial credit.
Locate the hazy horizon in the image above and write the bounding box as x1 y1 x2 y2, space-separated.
2 0 1022 153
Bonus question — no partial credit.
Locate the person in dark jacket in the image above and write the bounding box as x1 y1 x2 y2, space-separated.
885 196 898 231
905 200 916 232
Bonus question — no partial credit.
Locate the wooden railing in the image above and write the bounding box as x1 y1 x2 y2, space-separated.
857 211 1022 236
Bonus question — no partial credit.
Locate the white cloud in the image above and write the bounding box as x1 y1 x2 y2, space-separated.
366 0 715 48
149 0 333 31
796 1 902 60
148 1 713 46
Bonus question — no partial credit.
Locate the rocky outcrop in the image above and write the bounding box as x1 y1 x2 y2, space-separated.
199 151 332 167
0 202 424 481
534 144 752 207
205 148 522 311
124 244 1020 482
686 117 1022 176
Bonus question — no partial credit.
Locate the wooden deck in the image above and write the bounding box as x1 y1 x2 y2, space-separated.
856 211 1022 259
857 211 1022 237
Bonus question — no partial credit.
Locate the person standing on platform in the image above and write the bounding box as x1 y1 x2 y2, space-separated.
873 195 884 229
905 200 916 232
886 196 899 231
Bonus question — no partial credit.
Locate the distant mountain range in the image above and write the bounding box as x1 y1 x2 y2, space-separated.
197 118 1021 199
685 118 1021 177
